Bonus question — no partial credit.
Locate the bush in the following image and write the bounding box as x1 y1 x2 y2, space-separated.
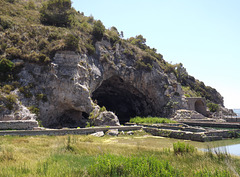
26 0 36 10
19 86 32 98
38 38 49 51
2 85 14 94
5 94 17 110
64 33 79 51
92 20 105 41
5 47 22 60
99 106 106 112
85 43 95 55
173 141 195 154
36 93 48 102
207 103 219 112
28 106 39 116
128 35 147 50
0 17 13 29
136 60 152 71
0 58 14 73
25 52 50 64
40 0 74 27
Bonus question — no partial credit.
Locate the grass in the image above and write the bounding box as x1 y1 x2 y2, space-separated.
0 134 239 176
129 116 177 124
173 141 196 154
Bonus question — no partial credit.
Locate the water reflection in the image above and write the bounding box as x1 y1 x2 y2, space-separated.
202 144 240 156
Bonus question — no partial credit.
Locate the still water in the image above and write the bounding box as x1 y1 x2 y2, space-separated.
202 138 240 156
108 136 240 156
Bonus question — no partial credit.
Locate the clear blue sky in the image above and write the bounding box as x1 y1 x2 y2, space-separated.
72 0 240 109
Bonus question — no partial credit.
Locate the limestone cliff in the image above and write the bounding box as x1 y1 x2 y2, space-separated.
15 39 189 127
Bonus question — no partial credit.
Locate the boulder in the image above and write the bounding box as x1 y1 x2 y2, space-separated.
90 131 104 137
106 129 119 136
92 111 120 126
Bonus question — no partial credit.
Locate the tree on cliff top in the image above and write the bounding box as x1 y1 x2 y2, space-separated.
92 20 105 41
40 0 74 27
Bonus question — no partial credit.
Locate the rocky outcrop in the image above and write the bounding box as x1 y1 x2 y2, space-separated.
172 109 225 122
0 93 36 121
0 40 227 128
9 40 190 128
91 111 120 126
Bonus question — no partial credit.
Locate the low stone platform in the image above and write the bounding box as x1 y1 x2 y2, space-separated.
127 123 240 142
0 126 142 136
0 120 38 130
181 121 240 128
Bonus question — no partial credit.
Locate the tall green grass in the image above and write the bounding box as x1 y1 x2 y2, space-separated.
173 141 196 154
88 154 183 177
129 116 177 124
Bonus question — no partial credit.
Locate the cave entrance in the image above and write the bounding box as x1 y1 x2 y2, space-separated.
194 100 207 116
55 110 89 128
92 76 151 124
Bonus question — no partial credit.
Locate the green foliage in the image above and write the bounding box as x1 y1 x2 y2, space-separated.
123 48 134 58
65 136 75 152
207 102 219 112
25 52 50 64
92 20 105 41
194 169 231 177
1 84 14 94
105 27 120 44
164 62 176 74
36 93 48 102
64 33 79 51
88 154 183 177
85 43 95 55
0 58 14 73
5 47 22 60
136 60 152 71
129 116 176 124
19 85 33 98
0 16 13 29
5 0 15 3
40 0 74 27
38 38 49 51
173 141 196 154
5 94 17 110
26 0 36 10
99 106 106 112
28 105 39 116
128 35 147 50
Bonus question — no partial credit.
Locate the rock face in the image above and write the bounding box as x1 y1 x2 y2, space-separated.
12 40 190 128
0 40 225 128
92 111 120 126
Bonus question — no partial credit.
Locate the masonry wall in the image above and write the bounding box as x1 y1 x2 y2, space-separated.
0 120 39 130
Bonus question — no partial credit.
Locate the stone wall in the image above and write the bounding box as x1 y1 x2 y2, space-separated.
0 120 38 130
0 126 142 136
186 97 208 116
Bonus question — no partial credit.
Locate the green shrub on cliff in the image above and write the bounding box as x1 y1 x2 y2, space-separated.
92 20 105 41
64 33 80 51
207 102 219 112
0 58 14 73
40 0 74 27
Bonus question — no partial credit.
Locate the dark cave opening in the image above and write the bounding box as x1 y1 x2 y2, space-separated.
92 76 151 124
55 110 89 128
